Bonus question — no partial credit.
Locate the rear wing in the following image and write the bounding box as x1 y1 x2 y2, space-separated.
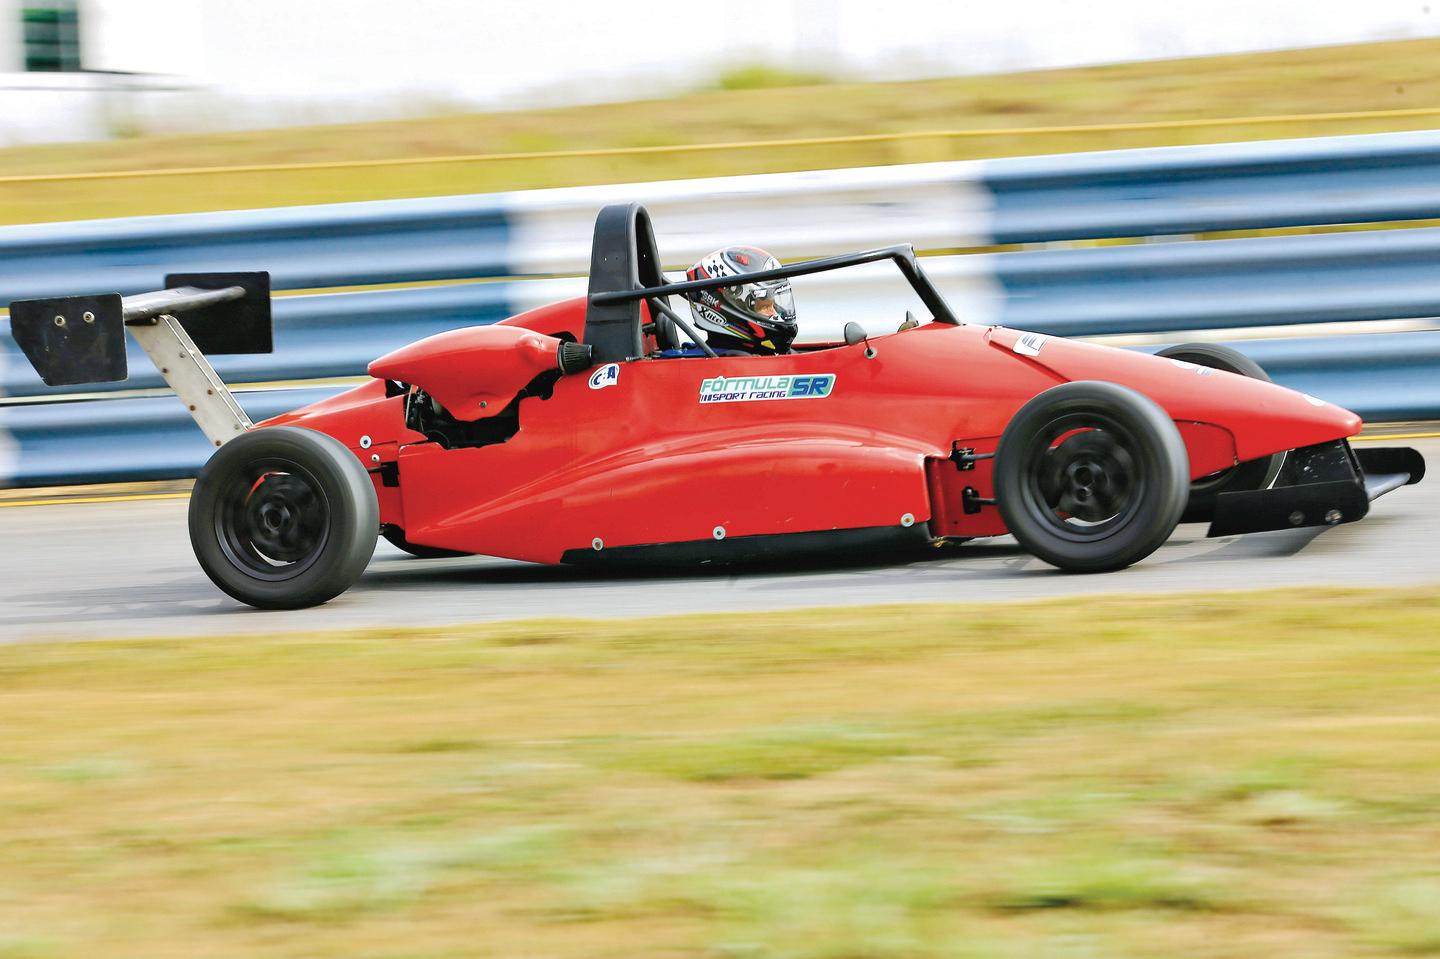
8 272 271 448
9 271 271 388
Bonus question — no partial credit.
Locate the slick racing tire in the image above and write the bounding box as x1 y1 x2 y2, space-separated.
189 426 379 610
996 381 1189 573
1155 343 1286 523
381 527 467 560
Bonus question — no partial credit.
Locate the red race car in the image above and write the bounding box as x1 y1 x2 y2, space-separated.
10 203 1426 609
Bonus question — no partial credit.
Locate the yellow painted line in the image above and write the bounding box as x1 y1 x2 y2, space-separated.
1353 430 1440 442
0 376 367 407
231 376 369 392
5 105 1440 184
0 491 190 509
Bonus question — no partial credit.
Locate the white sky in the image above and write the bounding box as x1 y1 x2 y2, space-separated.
83 0 1440 114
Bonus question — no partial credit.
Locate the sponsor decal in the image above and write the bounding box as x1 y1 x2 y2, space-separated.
1012 332 1048 356
588 363 620 390
699 373 836 404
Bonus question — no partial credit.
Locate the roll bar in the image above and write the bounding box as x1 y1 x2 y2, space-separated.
591 244 959 328
580 203 959 362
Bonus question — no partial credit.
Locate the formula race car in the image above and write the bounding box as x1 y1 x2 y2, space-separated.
9 203 1426 609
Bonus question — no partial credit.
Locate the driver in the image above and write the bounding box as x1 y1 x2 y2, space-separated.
684 245 798 355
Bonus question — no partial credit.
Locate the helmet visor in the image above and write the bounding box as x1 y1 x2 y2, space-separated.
722 279 796 326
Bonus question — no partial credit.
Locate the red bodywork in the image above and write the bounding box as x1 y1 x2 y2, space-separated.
262 297 1361 562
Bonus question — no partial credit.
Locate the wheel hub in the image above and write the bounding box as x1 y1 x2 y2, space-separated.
243 473 323 563
1042 430 1136 524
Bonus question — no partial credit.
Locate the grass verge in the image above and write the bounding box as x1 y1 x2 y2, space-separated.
1 38 1440 224
2 588 1439 956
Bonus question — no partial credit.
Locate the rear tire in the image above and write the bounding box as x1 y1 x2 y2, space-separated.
996 381 1188 573
189 427 378 609
1155 343 1286 523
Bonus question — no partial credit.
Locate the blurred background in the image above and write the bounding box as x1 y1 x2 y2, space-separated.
2 0 1439 141
0 0 1438 222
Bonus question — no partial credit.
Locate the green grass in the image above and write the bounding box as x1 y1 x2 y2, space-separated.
1355 877 1440 953
1 37 1439 224
2 588 1440 957
706 64 838 92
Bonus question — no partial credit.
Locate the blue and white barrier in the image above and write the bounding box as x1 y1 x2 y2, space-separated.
983 130 1440 242
3 129 1440 486
0 389 337 487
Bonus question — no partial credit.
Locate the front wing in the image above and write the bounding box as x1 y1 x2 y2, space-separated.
1207 440 1425 537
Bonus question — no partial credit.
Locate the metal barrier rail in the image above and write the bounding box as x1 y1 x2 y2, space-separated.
0 390 330 488
994 226 1440 335
983 130 1440 242
4 129 1440 301
7 226 1440 399
4 129 1440 486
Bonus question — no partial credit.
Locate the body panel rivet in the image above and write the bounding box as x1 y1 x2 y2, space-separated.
1325 508 1342 524
900 512 915 527
1288 511 1305 526
53 315 65 327
713 526 726 540
359 435 372 449
591 537 604 551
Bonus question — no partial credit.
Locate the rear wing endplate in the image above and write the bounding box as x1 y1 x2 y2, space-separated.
9 271 271 388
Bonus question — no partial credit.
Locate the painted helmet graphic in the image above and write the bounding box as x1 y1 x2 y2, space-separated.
685 245 797 354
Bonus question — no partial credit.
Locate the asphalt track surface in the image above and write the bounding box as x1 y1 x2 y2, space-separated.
3 437 1437 643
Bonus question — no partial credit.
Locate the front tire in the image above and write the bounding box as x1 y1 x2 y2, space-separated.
1155 343 1286 523
189 427 379 609
996 381 1189 573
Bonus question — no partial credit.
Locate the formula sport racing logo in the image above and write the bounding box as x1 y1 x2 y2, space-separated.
698 373 836 404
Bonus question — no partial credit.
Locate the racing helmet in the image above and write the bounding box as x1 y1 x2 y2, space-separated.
685 246 797 354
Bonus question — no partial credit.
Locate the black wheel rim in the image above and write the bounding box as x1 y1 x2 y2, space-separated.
1019 412 1147 543
212 457 331 582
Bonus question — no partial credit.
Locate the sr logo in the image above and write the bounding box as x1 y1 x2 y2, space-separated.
588 363 621 390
